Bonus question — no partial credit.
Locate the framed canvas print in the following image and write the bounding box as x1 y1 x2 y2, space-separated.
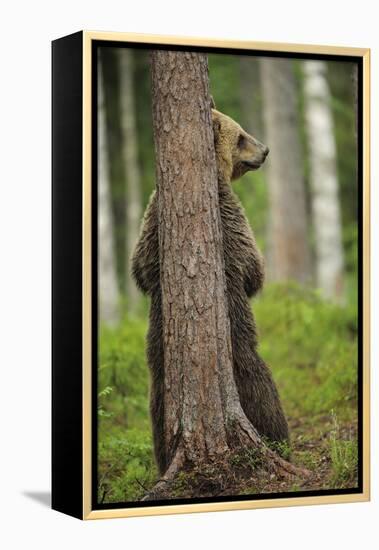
52 31 370 520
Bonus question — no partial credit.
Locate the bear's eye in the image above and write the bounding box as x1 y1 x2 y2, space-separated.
238 134 246 148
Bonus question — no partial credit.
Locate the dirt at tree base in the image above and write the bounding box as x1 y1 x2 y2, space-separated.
141 445 308 501
141 418 358 501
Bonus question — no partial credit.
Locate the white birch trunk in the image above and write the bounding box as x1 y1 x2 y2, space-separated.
118 49 142 313
98 53 120 326
303 60 344 301
260 58 312 284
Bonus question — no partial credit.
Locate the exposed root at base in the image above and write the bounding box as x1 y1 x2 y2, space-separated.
141 447 311 501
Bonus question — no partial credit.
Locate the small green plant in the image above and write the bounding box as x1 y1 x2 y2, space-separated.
329 411 358 488
98 386 114 418
230 448 264 470
171 471 196 497
263 437 292 460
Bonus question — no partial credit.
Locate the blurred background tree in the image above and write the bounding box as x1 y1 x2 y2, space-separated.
303 60 345 302
98 50 120 327
260 57 312 284
97 48 359 503
118 48 142 313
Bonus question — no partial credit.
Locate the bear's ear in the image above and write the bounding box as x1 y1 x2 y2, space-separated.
210 95 216 110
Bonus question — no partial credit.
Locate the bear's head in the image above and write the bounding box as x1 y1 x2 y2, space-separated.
211 102 269 183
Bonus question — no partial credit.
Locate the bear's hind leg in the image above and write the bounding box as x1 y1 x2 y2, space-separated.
236 354 289 447
149 371 166 476
146 294 167 476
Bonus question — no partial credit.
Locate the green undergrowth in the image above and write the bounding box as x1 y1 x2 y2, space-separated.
254 282 358 423
329 412 358 488
97 317 156 503
98 282 359 502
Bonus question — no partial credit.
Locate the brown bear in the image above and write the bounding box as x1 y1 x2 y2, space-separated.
131 106 289 475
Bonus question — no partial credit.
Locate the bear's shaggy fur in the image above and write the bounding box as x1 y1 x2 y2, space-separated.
132 107 289 475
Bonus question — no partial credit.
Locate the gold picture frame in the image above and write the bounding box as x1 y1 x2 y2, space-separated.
52 31 370 520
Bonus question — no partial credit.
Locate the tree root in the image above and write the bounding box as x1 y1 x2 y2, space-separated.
141 444 310 501
264 447 310 479
141 449 185 501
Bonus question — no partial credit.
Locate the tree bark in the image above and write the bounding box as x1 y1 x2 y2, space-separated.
303 60 344 301
118 48 142 313
98 51 120 327
260 58 312 284
149 50 304 497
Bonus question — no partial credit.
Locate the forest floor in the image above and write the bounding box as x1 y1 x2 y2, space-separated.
224 415 358 498
139 414 358 501
98 283 359 504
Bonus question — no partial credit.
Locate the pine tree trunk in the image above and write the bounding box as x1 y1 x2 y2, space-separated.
303 60 344 301
148 50 304 498
118 49 142 313
98 52 120 327
260 58 312 284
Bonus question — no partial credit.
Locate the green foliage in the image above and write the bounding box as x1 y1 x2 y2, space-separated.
254 282 358 423
98 427 156 503
230 448 264 470
98 317 150 429
98 317 155 503
98 386 114 418
329 412 358 488
328 61 358 225
233 170 269 253
263 437 292 461
208 54 242 121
